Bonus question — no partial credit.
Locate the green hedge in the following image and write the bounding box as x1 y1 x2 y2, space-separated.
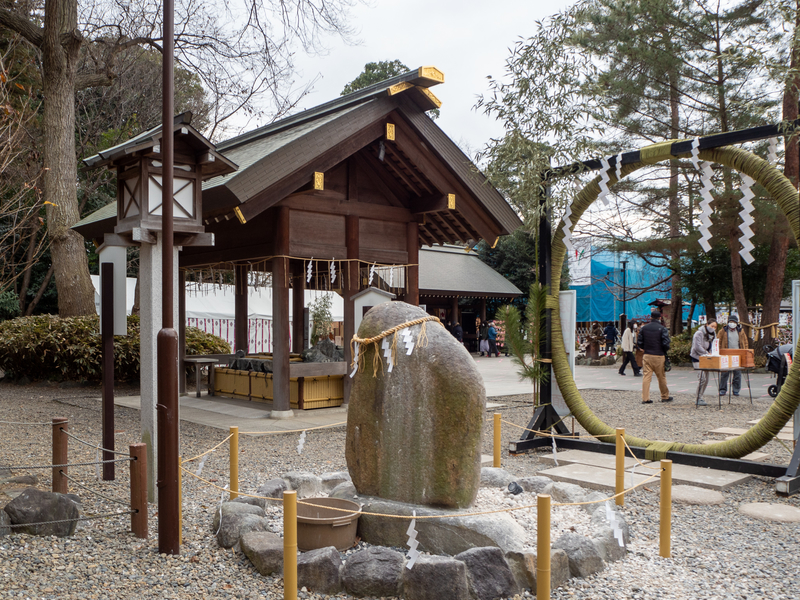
0 314 230 381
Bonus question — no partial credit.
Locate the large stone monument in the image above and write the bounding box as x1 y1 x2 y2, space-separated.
345 302 485 508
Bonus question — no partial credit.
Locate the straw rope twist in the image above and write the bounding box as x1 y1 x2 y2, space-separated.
350 316 443 377
551 143 800 459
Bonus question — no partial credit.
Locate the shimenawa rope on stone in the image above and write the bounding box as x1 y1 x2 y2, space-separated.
350 316 443 377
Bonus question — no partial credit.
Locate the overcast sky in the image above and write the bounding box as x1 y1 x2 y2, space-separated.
254 0 577 157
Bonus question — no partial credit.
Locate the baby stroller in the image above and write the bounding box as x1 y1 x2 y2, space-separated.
765 343 793 398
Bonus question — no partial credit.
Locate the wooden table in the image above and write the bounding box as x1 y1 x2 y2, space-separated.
184 357 221 398
696 366 754 408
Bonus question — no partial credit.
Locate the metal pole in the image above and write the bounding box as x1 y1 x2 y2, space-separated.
52 417 68 494
659 459 672 558
539 186 552 408
130 443 148 538
284 491 298 600
230 426 239 499
157 0 179 555
615 428 625 506
101 262 115 481
621 260 628 319
493 413 501 468
536 493 551 600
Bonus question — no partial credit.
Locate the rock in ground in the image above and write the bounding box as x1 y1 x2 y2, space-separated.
553 532 605 579
297 546 343 594
455 547 518 600
403 555 470 600
346 301 485 508
342 546 404 598
240 531 283 576
4 487 79 537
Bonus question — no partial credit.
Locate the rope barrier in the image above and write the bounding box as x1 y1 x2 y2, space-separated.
60 473 131 507
60 429 131 456
6 510 136 529
181 465 662 520
239 421 347 435
0 420 57 426
4 457 133 470
182 434 234 464
501 418 614 441
622 437 661 471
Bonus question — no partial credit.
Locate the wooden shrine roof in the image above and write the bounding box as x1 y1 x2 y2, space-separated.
419 245 523 299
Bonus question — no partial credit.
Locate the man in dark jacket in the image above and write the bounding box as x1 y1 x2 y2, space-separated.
603 322 618 355
637 311 673 404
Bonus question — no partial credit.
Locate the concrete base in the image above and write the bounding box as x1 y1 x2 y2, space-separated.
539 457 752 491
480 454 493 466
539 449 650 470
739 501 800 522
709 427 792 441
538 463 657 492
270 410 295 420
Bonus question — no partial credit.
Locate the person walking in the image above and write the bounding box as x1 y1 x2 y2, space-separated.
618 322 641 376
487 321 499 357
690 319 717 407
718 315 748 396
479 321 489 356
603 322 618 355
637 311 673 404
453 322 464 345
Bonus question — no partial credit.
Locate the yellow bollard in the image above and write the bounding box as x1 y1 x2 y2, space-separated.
615 427 625 506
493 413 501 468
659 459 672 558
178 455 183 546
284 490 298 600
230 426 239 500
537 493 551 600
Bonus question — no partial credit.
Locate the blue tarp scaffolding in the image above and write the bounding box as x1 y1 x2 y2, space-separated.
569 247 704 324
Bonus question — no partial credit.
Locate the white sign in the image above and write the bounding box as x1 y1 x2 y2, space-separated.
569 239 592 287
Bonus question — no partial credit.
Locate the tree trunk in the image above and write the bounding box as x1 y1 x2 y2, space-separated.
762 5 800 329
728 229 749 322
668 70 682 335
41 0 96 317
703 289 717 322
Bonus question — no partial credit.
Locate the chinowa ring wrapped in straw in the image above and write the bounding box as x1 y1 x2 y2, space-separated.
550 143 800 459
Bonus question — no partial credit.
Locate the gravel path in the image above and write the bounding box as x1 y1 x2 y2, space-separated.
0 381 799 599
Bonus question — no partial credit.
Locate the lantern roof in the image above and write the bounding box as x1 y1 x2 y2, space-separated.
82 112 237 179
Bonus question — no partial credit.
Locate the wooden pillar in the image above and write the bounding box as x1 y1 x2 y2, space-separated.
480 297 487 322
344 214 359 405
235 264 249 355
178 270 186 394
451 297 459 324
292 262 305 354
406 221 419 306
272 207 292 417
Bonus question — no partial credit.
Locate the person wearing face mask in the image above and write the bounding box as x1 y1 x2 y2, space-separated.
690 319 717 407
618 322 641 376
718 315 749 396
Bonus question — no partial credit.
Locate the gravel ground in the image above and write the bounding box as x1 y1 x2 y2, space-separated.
0 380 799 600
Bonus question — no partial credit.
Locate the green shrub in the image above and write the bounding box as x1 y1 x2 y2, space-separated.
0 291 20 322
667 327 695 365
0 314 230 381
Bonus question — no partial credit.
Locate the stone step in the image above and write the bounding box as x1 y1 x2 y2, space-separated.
539 460 752 492
539 449 650 470
708 427 793 441
537 463 658 493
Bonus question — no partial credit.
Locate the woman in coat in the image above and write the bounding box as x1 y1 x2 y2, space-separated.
618 322 641 376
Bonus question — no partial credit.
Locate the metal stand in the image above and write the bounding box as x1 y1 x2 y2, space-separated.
777 442 800 496
509 402 572 453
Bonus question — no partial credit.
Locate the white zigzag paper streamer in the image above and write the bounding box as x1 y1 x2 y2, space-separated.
195 454 208 477
614 153 623 182
692 138 714 253
350 342 360 378
551 435 558 466
561 202 574 253
406 510 421 569
597 157 612 205
629 462 637 495
738 174 755 264
368 262 376 285
382 337 393 373
604 501 625 547
389 267 394 288
768 137 779 165
330 260 336 284
402 328 415 355
297 431 306 455
306 258 313 283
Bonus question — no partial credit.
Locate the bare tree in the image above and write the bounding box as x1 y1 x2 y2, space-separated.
0 0 357 316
